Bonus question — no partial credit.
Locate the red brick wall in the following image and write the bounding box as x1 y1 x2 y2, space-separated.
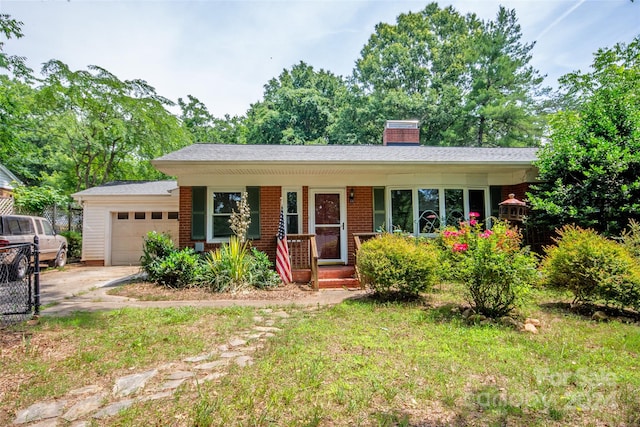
383 128 420 145
302 186 309 233
251 186 280 261
178 185 373 266
346 187 374 265
501 183 532 203
179 186 192 248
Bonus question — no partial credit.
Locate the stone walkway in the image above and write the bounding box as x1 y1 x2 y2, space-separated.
12 307 304 426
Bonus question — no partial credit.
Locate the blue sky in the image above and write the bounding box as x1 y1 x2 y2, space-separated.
1 0 638 117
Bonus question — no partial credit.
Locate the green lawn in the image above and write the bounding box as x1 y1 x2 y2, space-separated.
2 285 639 426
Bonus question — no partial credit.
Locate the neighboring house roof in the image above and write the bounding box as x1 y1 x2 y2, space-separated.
0 163 23 191
72 180 178 198
153 143 539 165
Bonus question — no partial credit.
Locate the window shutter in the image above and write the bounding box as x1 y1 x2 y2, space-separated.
247 186 261 239
191 186 206 240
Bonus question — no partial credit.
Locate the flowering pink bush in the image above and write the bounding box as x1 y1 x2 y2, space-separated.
437 218 538 317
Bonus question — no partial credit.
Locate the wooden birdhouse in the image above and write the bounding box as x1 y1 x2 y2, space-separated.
499 193 528 222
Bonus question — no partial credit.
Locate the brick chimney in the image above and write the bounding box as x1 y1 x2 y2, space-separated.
383 120 420 146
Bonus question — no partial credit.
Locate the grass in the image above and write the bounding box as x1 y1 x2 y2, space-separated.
1 284 639 426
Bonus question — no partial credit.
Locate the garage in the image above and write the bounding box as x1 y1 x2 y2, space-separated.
72 181 179 266
111 211 179 265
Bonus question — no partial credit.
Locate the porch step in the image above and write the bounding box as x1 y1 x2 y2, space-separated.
318 277 361 289
318 265 360 289
291 266 362 289
318 265 356 279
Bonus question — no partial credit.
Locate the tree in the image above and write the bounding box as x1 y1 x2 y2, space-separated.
463 7 548 147
346 2 548 146
178 94 247 144
246 61 347 145
0 14 32 79
0 14 43 183
528 37 640 235
37 60 191 192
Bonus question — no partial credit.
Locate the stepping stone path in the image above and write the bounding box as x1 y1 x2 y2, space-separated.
12 307 312 426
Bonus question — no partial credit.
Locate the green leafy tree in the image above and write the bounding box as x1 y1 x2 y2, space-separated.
246 61 347 145
528 37 640 235
178 94 247 144
0 14 32 79
463 7 548 147
37 60 191 192
344 2 548 146
0 14 43 182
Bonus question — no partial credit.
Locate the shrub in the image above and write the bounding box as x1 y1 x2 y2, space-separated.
438 218 538 317
541 224 640 310
150 248 201 289
201 236 251 292
60 230 82 259
141 231 176 275
356 233 439 298
621 219 640 260
247 247 281 289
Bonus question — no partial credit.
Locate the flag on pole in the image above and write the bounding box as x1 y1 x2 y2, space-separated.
276 205 292 284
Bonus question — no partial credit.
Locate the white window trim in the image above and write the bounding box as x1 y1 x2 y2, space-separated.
386 186 491 236
282 187 302 234
207 187 244 243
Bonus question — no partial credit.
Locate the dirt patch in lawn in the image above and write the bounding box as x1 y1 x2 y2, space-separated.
108 280 314 301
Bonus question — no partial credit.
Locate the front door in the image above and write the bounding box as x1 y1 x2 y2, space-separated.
310 189 347 264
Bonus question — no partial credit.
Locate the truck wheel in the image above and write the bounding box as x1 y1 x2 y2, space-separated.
54 248 67 268
12 254 28 280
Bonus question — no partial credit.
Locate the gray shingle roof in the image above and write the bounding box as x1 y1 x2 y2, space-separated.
153 143 539 164
72 180 177 197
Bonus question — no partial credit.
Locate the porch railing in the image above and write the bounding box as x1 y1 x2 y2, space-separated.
287 234 319 290
353 232 381 289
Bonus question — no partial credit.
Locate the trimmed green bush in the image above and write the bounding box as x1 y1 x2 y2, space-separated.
149 248 200 289
541 225 640 310
356 233 439 298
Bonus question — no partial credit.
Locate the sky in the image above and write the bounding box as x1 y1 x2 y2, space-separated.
1 0 638 118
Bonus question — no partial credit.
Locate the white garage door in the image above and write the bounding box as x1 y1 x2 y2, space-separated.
111 211 179 265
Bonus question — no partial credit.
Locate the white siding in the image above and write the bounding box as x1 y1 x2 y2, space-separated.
78 194 179 265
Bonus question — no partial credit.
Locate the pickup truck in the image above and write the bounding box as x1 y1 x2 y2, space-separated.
0 215 68 280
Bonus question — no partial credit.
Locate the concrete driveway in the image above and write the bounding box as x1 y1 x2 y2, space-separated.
38 264 366 317
39 265 142 304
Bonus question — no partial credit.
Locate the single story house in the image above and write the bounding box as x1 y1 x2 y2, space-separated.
72 181 179 266
73 121 539 286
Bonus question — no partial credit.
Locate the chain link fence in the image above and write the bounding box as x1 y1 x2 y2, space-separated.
1 242 40 327
16 203 83 234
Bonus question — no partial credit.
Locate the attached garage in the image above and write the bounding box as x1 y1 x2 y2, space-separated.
72 181 179 266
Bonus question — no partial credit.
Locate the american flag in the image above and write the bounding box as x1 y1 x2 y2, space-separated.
276 206 292 284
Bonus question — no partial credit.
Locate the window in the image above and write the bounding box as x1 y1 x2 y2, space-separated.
151 212 162 220
444 189 464 226
390 189 413 233
41 219 55 236
373 188 385 232
387 187 489 235
134 212 146 220
418 188 440 233
168 211 179 220
211 191 241 239
283 188 301 234
117 212 129 220
193 187 261 242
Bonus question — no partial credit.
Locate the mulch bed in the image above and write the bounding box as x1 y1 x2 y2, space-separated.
107 280 315 301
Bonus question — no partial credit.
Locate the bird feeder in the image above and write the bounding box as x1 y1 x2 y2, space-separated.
499 193 528 222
